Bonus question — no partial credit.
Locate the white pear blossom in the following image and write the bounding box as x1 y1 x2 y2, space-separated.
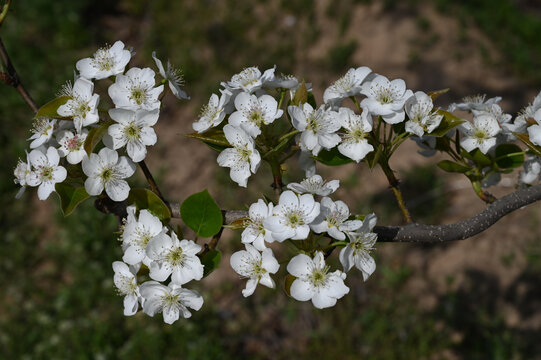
527 108 541 146
287 251 349 309
108 67 164 111
448 94 502 113
513 91 541 135
56 129 88 164
230 244 280 297
287 174 339 196
288 103 341 155
121 206 165 266
323 67 372 106
459 113 501 154
57 78 100 132
361 75 413 124
520 156 541 185
217 124 261 187
140 281 204 324
13 154 31 198
112 261 141 316
310 197 362 241
337 107 374 162
404 91 443 137
339 213 378 280
108 108 159 162
222 66 276 93
28 118 56 149
26 147 67 200
241 199 275 251
76 40 132 80
82 147 136 201
263 190 320 242
192 90 232 133
152 51 189 100
145 232 204 285
228 92 283 138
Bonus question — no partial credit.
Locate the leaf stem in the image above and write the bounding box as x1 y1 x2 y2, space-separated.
380 160 413 223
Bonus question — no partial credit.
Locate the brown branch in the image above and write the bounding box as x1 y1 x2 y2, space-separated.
0 37 39 113
138 160 167 203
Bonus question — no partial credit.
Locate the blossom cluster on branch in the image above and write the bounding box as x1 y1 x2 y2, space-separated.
9 39 541 324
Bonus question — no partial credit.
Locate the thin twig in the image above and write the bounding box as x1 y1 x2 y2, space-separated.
139 160 166 202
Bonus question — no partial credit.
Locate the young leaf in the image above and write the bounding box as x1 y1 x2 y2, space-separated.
200 250 222 277
462 148 492 167
429 110 465 137
84 120 113 155
127 188 171 223
313 147 354 166
495 143 524 169
427 88 450 101
180 189 223 237
514 132 541 157
291 80 308 106
184 128 230 152
35 96 71 120
55 183 90 216
437 160 470 173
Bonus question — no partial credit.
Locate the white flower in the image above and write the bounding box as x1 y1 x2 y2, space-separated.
108 67 164 111
228 92 283 138
287 174 339 196
56 129 88 164
192 90 232 133
28 118 56 149
459 113 501 154
230 244 280 297
323 67 372 106
339 213 378 280
121 205 165 266
13 154 31 199
527 108 541 146
140 281 204 324
404 91 443 137
448 94 501 113
222 66 276 93
145 232 204 285
520 156 541 185
360 75 413 124
337 107 374 162
108 108 159 162
76 40 131 80
152 51 189 100
288 103 341 155
82 147 136 201
112 261 141 316
263 190 320 242
287 251 349 309
217 125 261 187
241 199 275 251
513 91 541 135
57 78 100 133
310 197 362 241
26 147 67 200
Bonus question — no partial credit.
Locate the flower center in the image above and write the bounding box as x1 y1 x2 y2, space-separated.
116 274 137 295
286 211 303 228
309 266 329 287
167 248 185 266
237 146 252 161
32 118 52 135
67 135 82 151
93 47 115 71
40 166 54 181
249 110 264 125
162 292 180 307
75 100 91 117
473 129 489 140
125 122 141 140
130 87 148 105
101 168 114 182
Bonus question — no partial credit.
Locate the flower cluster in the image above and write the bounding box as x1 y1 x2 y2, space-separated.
113 206 204 323
230 175 378 309
14 41 187 201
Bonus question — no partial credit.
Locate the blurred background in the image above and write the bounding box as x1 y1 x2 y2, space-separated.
2 0 541 358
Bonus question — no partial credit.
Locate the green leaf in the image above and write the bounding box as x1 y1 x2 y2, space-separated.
284 274 296 297
35 96 71 120
514 132 541 157
495 143 524 169
429 110 465 137
392 121 406 135
200 250 222 277
84 121 113 155
127 188 171 223
462 148 492 167
365 144 382 169
55 183 90 216
291 80 308 106
307 92 317 109
180 189 223 237
184 128 230 152
313 147 354 166
437 160 471 173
